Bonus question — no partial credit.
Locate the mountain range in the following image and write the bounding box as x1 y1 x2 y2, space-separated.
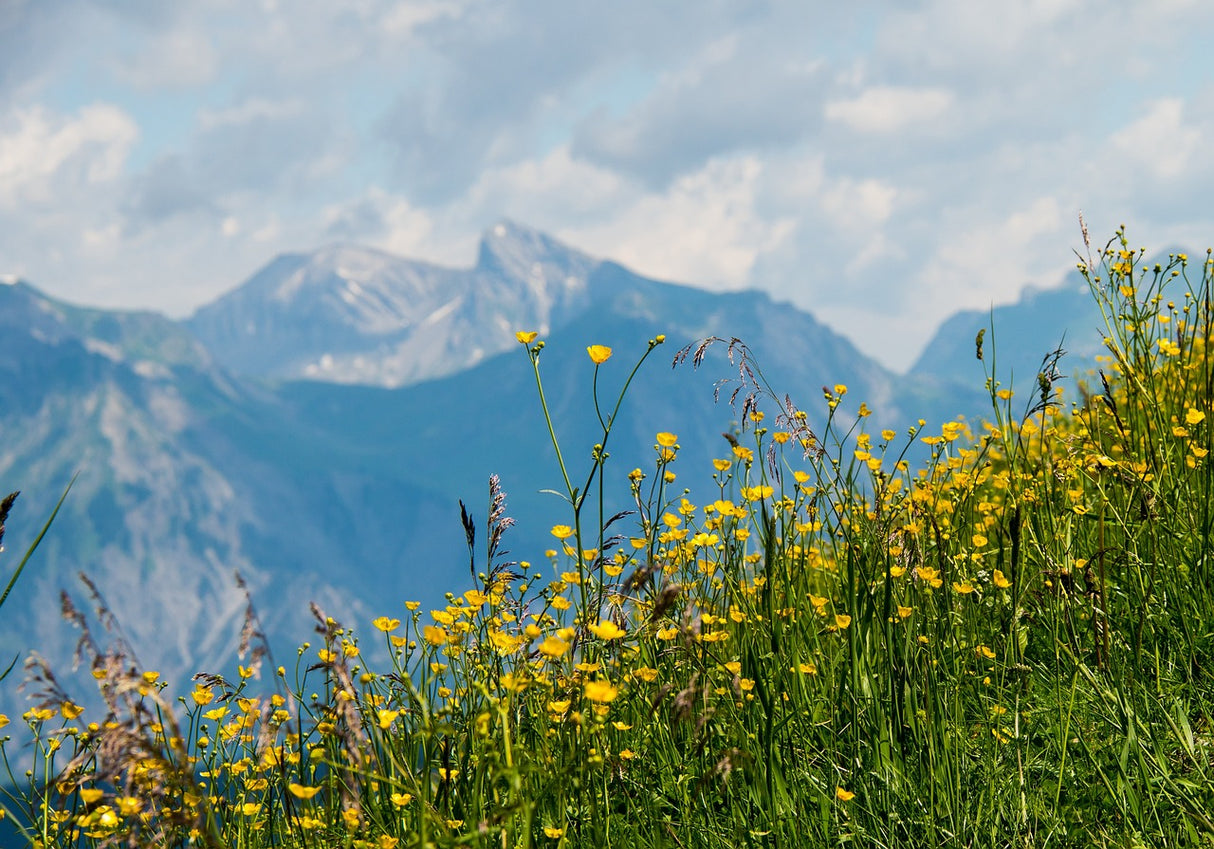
0 220 1105 714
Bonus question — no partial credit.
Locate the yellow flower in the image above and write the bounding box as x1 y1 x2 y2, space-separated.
550 524 575 540
423 625 450 646
836 786 855 801
288 783 322 800
390 792 413 807
1186 408 1206 425
587 344 613 364
834 614 852 629
372 617 401 632
544 826 565 838
656 432 678 447
992 569 1011 589
915 566 942 587
60 701 84 719
952 582 975 594
377 709 400 730
897 605 914 619
589 620 627 640
538 636 570 659
583 679 619 703
515 331 537 344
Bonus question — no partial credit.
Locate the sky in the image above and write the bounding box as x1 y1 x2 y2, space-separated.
3 0 1214 371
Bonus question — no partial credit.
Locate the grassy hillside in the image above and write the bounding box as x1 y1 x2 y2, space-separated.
4 230 1214 848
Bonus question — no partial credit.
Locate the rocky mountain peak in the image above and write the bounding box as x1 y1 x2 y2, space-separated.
476 219 598 287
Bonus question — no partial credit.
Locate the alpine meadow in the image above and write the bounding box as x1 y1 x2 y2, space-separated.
4 229 1214 849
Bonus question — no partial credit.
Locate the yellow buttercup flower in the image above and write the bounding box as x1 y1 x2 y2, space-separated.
583 679 619 703
515 331 537 344
588 620 627 640
587 344 613 364
538 636 570 658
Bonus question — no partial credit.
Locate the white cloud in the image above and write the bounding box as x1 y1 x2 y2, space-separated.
824 87 954 134
322 187 450 261
112 26 219 89
461 145 628 224
0 104 137 210
919 196 1068 314
381 0 465 36
564 155 796 288
821 177 898 229
1110 98 1200 180
197 98 306 131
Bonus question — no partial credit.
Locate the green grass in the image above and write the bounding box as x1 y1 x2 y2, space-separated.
4 229 1214 848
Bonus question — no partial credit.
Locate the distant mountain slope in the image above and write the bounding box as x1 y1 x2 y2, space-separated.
0 281 457 716
275 258 982 579
908 272 1108 396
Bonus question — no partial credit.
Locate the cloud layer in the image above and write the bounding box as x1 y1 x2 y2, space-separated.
3 0 1214 369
